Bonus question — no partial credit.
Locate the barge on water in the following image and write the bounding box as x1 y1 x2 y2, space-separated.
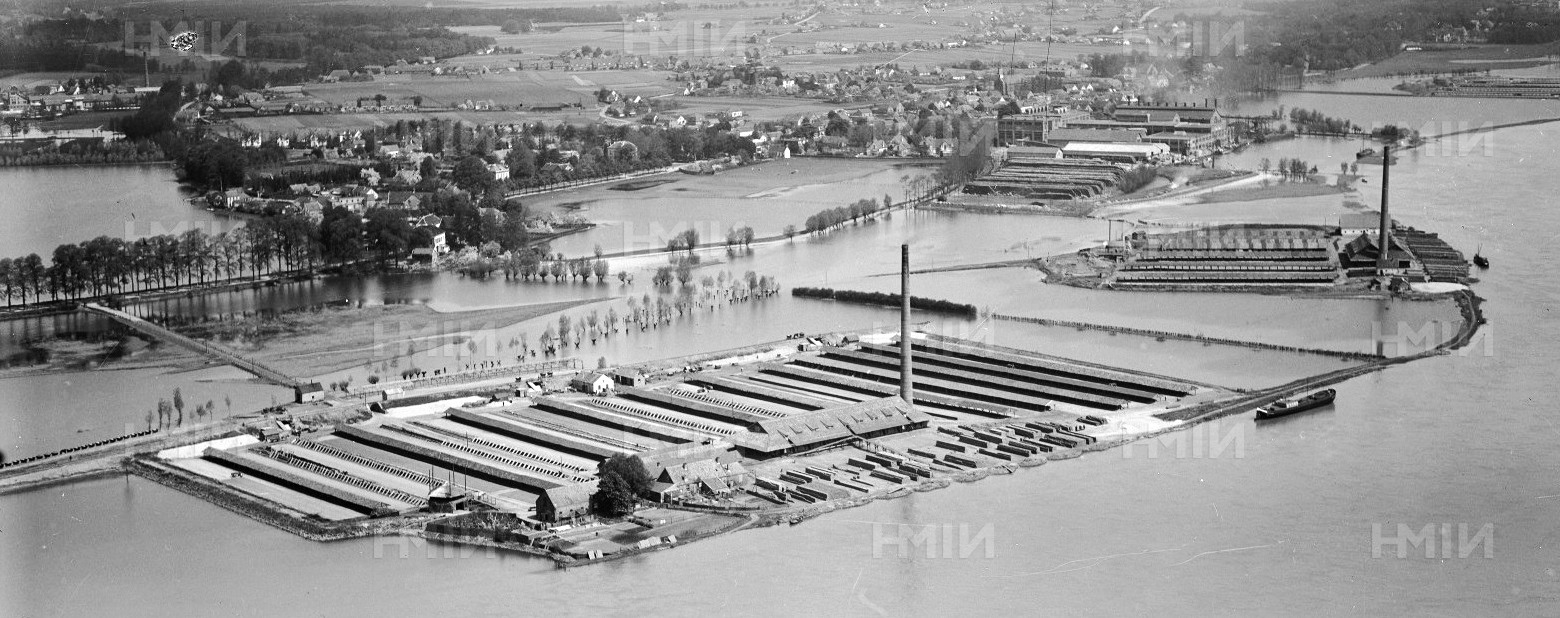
1255 389 1336 420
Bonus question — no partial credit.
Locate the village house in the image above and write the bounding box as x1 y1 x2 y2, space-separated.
411 226 448 261
648 459 754 502
383 191 423 211
571 372 615 396
487 163 510 181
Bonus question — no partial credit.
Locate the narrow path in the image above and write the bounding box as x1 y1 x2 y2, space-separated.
83 303 303 388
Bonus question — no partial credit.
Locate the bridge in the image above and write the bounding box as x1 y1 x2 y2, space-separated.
84 303 305 388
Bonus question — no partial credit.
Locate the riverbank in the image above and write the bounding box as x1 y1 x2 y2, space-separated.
1332 43 1560 80
129 457 434 541
0 333 197 379
4 283 1486 570
409 319 1469 568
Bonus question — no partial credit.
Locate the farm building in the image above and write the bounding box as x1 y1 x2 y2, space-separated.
572 372 615 395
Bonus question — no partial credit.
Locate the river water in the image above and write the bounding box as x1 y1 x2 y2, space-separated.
0 164 238 258
4 77 1560 616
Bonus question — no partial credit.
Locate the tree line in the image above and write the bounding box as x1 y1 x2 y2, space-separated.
804 198 888 233
791 287 978 318
1117 166 1157 194
1258 158 1320 179
0 205 425 307
1287 108 1359 135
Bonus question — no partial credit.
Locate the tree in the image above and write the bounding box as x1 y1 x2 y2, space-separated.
364 207 415 263
320 205 366 264
452 154 495 194
506 141 536 179
173 388 185 427
590 453 651 516
157 398 172 429
419 155 437 181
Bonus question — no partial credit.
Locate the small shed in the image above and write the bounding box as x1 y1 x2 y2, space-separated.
295 382 326 403
571 372 615 395
612 369 648 388
427 483 471 513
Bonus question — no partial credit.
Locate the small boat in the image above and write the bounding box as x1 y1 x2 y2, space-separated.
1255 389 1336 420
1472 246 1489 269
1356 147 1377 159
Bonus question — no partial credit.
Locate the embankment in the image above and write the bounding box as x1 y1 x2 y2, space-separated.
991 313 1383 361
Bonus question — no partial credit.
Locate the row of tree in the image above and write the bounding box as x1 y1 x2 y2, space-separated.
804 198 887 233
146 388 231 431
1258 158 1320 179
0 206 424 307
1287 108 1359 135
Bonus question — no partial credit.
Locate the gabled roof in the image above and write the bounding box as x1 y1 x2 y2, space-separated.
1045 128 1144 143
539 480 597 510
573 371 611 385
740 397 928 453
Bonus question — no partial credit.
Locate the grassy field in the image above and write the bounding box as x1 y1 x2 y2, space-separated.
1335 43 1560 79
303 69 675 108
450 0 1137 67
452 24 629 59
1197 179 1347 204
175 299 608 379
228 108 602 133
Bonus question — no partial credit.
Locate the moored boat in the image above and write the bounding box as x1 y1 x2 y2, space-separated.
1255 389 1336 420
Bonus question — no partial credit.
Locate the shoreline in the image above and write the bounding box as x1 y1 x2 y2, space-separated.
5 288 1485 566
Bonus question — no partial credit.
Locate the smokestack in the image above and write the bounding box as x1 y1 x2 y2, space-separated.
1377 145 1392 272
900 244 913 404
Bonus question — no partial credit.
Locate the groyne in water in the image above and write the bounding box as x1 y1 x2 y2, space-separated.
990 313 1383 361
